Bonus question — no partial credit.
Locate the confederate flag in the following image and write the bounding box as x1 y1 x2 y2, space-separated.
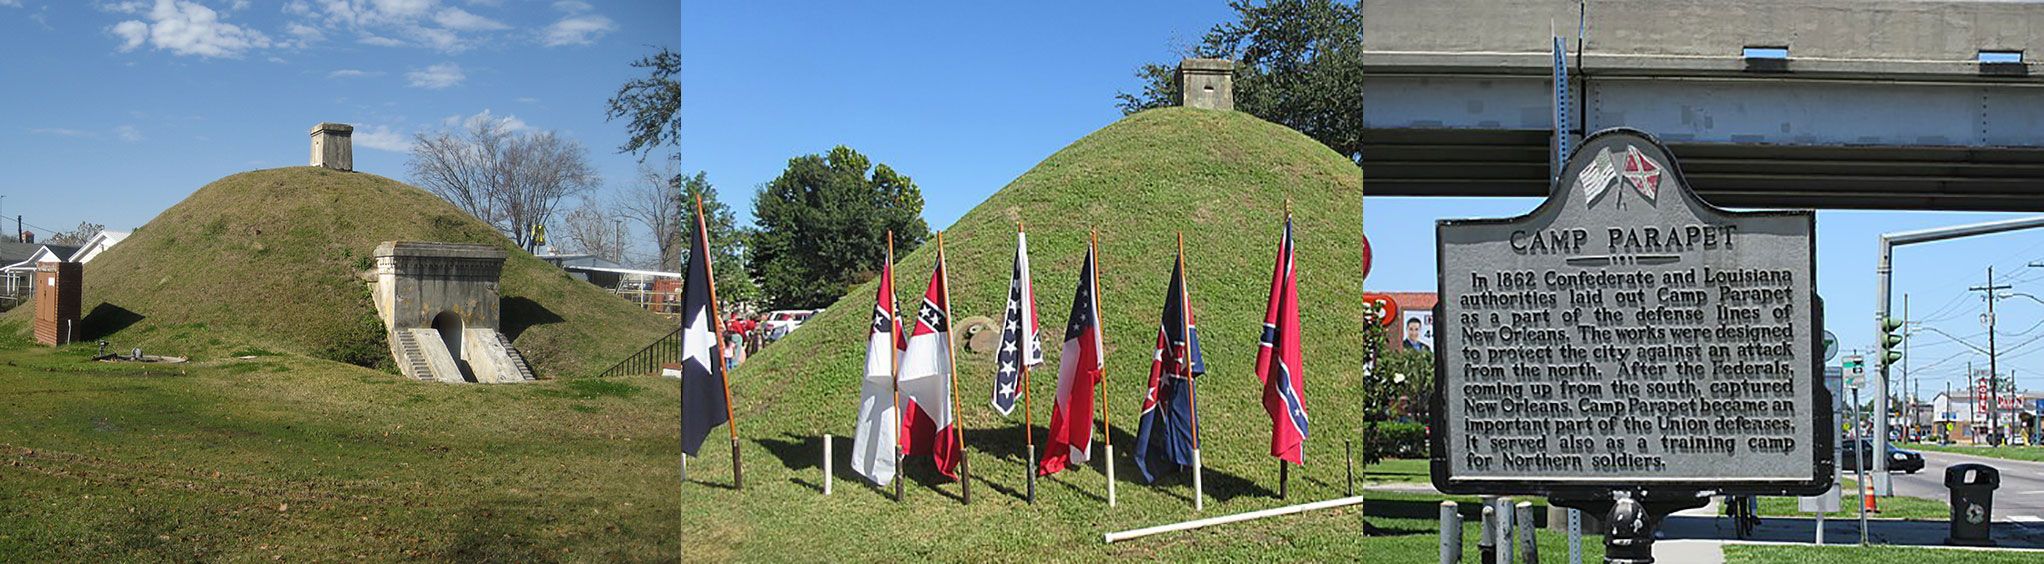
1134 246 1205 483
1255 216 1308 465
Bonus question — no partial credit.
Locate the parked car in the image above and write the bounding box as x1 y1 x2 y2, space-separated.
762 309 819 342
1841 438 1925 473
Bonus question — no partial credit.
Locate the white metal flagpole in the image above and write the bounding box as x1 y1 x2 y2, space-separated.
824 433 833 495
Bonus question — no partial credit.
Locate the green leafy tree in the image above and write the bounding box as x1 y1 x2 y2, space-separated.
750 147 929 310
677 172 758 311
605 47 683 159
1117 0 1365 162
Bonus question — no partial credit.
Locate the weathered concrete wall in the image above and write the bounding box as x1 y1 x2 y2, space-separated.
1177 58 1236 110
375 241 505 332
1365 0 2044 76
374 241 533 383
311 122 354 172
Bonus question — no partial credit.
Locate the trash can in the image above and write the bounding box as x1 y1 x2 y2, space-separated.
1945 463 2000 546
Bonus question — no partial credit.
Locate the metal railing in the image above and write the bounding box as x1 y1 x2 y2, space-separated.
598 325 684 378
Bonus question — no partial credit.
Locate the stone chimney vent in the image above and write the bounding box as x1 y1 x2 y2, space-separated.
311 122 355 171
1176 58 1235 110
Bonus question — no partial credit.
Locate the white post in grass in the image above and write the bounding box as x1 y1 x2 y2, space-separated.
1192 448 1205 512
1106 443 1118 507
823 434 833 496
1515 501 1538 564
1496 497 1515 564
1439 501 1463 564
680 454 689 482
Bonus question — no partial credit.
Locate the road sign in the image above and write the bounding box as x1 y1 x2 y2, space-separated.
1844 354 1865 388
1823 330 1837 361
1432 129 1827 498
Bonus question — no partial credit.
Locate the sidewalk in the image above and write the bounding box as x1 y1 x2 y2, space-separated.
1363 483 2044 560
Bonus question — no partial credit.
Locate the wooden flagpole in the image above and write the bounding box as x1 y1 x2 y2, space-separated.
888 232 905 502
1095 231 1116 507
698 194 742 490
1179 232 1202 511
1019 221 1037 504
938 231 972 504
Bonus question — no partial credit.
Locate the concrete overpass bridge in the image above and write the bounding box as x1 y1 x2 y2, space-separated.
1362 0 2044 211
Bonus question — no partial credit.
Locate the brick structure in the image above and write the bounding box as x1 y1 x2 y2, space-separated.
32 262 80 346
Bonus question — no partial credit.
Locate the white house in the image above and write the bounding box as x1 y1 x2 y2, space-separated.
0 230 130 303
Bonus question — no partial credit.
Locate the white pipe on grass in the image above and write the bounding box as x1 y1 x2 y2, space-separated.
1103 495 1368 544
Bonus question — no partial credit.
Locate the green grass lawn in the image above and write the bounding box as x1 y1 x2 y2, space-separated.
0 325 1585 561
1755 477 1950 521
1727 544 2044 563
1911 443 2044 463
0 340 680 561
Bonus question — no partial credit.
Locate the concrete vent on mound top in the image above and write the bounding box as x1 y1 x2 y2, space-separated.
311 122 353 172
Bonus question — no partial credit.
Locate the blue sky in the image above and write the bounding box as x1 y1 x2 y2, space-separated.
682 2 2044 399
0 0 677 235
6 2 2039 398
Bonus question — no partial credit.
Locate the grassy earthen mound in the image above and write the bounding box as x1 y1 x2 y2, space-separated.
53 166 673 377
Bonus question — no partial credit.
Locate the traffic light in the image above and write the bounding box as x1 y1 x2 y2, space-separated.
1879 317 1905 364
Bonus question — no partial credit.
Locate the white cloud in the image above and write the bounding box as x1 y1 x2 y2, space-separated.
115 125 144 142
444 109 526 132
354 124 414 152
283 22 325 47
109 0 273 58
0 0 22 8
28 128 97 139
294 0 513 53
542 14 611 46
405 62 465 89
327 68 380 78
515 96 538 104
112 20 148 50
550 0 590 12
433 7 505 31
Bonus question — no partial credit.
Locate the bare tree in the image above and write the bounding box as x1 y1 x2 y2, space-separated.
615 158 683 271
47 222 107 245
557 197 629 262
408 115 600 248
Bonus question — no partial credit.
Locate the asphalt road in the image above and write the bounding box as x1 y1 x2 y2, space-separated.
1889 448 2044 520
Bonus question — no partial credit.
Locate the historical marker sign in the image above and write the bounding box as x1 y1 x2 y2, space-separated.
1430 129 1831 497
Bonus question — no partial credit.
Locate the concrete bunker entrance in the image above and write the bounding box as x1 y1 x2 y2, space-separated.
370 241 533 383
431 310 474 382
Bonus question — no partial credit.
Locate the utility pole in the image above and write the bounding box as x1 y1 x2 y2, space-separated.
1971 266 2009 447
1874 216 2044 493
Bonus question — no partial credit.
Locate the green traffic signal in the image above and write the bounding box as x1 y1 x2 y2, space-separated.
1878 317 1905 362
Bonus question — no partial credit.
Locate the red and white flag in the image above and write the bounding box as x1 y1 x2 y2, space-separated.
898 255 962 479
1256 216 1309 465
1040 240 1104 476
850 242 903 486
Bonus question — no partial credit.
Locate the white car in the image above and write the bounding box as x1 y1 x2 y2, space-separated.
762 309 818 341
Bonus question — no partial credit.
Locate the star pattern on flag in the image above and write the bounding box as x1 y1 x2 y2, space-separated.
917 300 945 332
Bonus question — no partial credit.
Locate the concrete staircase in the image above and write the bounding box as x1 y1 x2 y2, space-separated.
471 329 535 383
390 329 436 381
493 332 536 381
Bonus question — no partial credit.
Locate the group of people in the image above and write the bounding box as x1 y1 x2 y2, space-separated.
722 314 764 370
